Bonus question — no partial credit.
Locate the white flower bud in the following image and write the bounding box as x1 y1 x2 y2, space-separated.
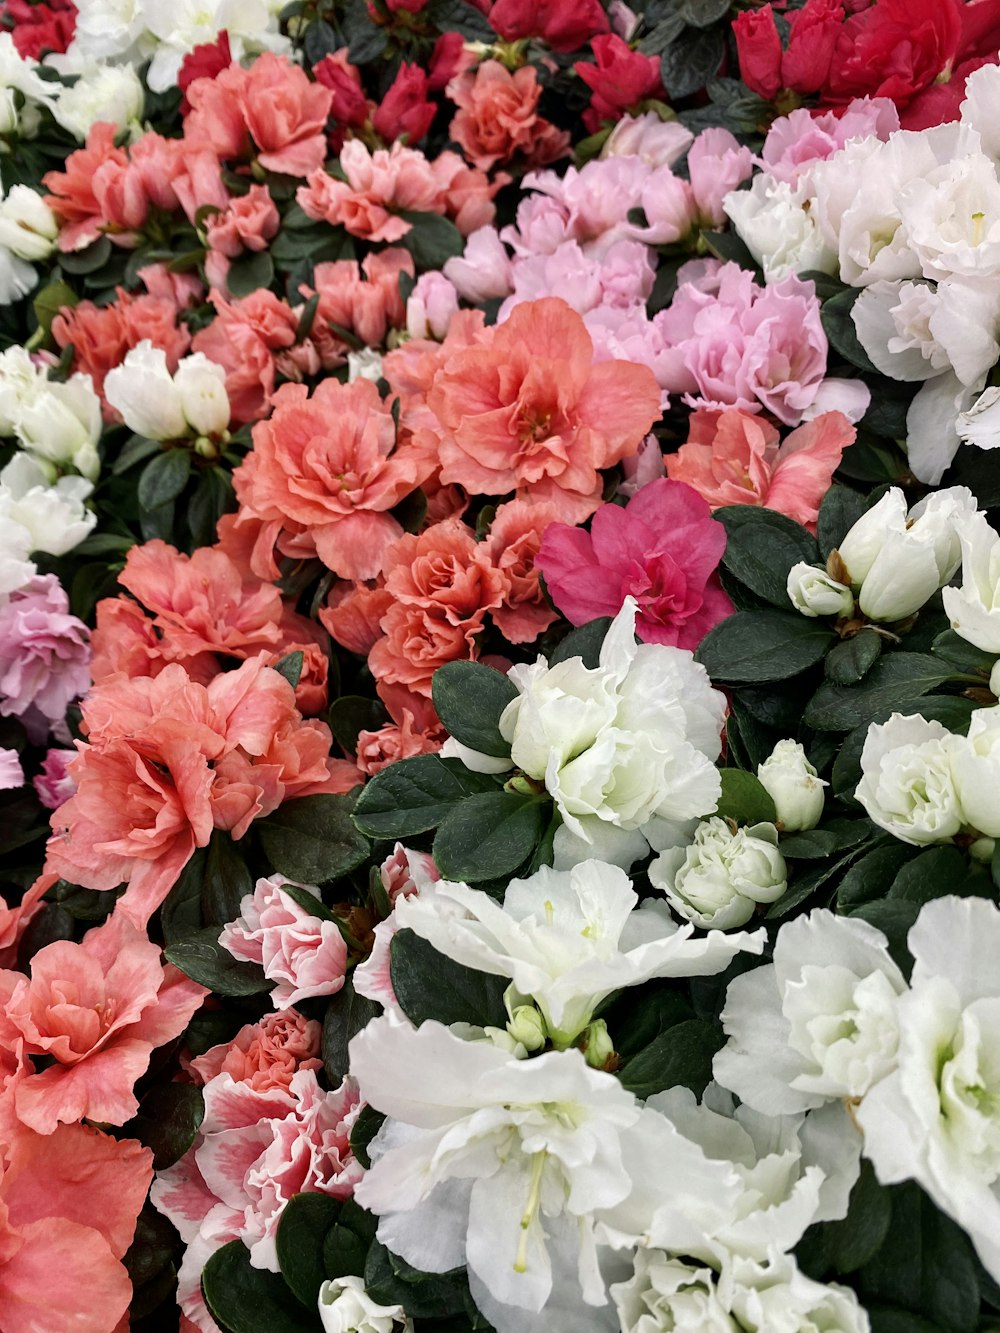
318 1275 411 1333
173 353 230 436
581 1018 615 1069
786 562 853 618
0 186 58 262
649 817 787 930
757 739 827 831
104 340 187 440
507 1004 546 1053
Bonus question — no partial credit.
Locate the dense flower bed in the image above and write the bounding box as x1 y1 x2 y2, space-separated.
3 1 1000 1330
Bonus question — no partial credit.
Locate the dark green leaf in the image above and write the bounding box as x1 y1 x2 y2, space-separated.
322 978 381 1084
201 830 253 926
365 1243 470 1319
716 505 819 608
390 927 508 1028
887 846 971 906
226 251 275 298
549 617 613 668
846 900 919 977
432 660 517 759
433 791 545 881
33 279 76 338
353 754 499 839
302 17 340 63
111 433 162 475
165 927 269 996
160 847 207 942
323 1201 376 1280
129 1084 204 1171
349 1105 386 1171
58 235 112 274
805 654 954 732
202 1240 315 1333
696 610 835 683
677 0 731 25
868 1312 944 1333
637 12 685 53
71 531 136 557
837 842 920 910
817 484 869 559
327 695 390 756
618 1019 724 1099
780 818 872 860
822 287 878 373
426 0 495 40
661 24 725 99
257 792 369 884
277 1194 340 1308
273 650 304 690
714 768 777 826
826 1161 893 1273
824 629 881 685
399 212 464 270
930 629 996 675
138 449 191 509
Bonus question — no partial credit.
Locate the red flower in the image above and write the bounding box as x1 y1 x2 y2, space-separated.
781 0 844 95
732 7 784 100
489 0 610 53
1 0 74 59
575 33 664 133
178 30 232 113
827 0 962 105
372 62 436 145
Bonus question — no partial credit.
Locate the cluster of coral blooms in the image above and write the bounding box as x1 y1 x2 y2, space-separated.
3 0 1000 1330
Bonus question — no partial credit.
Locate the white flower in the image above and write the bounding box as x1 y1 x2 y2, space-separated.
317 1276 411 1333
961 61 1000 164
714 909 906 1116
104 341 231 441
905 369 982 485
611 1253 738 1332
347 348 384 383
0 248 37 304
0 747 24 790
499 597 726 870
856 712 968 845
786 563 853 619
757 740 827 831
897 152 1000 281
350 1017 704 1321
393 860 764 1047
0 33 58 137
649 819 786 930
943 509 1000 652
14 374 102 480
836 485 977 621
723 174 837 284
173 353 230 436
0 453 96 558
62 0 150 64
950 706 1000 837
957 384 1000 450
857 895 1000 1285
0 345 46 432
51 61 144 140
724 1251 870 1333
140 0 290 93
0 187 58 262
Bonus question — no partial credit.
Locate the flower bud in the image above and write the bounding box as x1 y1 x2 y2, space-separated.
0 186 57 262
104 340 186 440
580 1019 615 1069
757 739 827 832
649 817 787 929
318 1275 411 1333
507 1004 546 1053
787 562 853 619
173 353 230 436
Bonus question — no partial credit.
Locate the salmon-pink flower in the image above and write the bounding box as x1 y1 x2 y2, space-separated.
356 712 444 777
234 377 434 580
204 184 279 259
484 498 563 643
536 477 733 648
429 296 661 516
448 60 570 171
0 1121 152 1333
190 288 300 423
188 1010 322 1094
666 408 855 532
297 139 445 242
0 911 207 1134
220 876 349 1010
320 581 394 656
42 122 129 252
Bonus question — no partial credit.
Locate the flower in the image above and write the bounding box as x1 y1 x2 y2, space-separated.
857 895 1000 1284
649 818 787 930
537 478 732 649
0 454 96 574
189 1009 322 1094
786 563 854 619
318 1276 412 1333
942 510 1000 653
219 876 349 1010
104 341 229 441
949 706 1000 838
611 1253 737 1333
484 499 562 644
51 60 144 139
714 908 906 1116
395 860 764 1047
757 739 827 831
447 60 569 171
574 34 663 134
0 747 23 791
0 910 207 1133
856 712 969 846
0 574 90 738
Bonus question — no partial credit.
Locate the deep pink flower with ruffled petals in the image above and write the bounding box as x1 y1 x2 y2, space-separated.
32 749 76 809
535 478 733 648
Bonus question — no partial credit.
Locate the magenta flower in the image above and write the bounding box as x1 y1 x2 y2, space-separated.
535 477 734 649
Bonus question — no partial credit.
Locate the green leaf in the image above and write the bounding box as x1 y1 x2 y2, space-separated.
129 1084 204 1171
618 1019 724 1099
165 927 269 996
824 629 881 685
137 449 191 510
780 818 872 860
201 830 253 926
822 287 879 373
349 1104 386 1171
399 211 465 270
111 433 162 475
33 279 76 338
868 1312 945 1333
364 1243 470 1319
433 791 545 882
660 24 725 99
327 695 389 757
714 768 777 826
716 505 819 608
390 927 508 1028
276 1194 340 1309
352 754 499 839
342 0 389 62
160 847 207 943
817 484 869 559
273 650 304 690
677 0 731 25
549 617 613 668
805 654 954 732
847 899 919 977
837 842 919 909
322 978 381 1084
202 1241 316 1333
323 1201 376 1281
638 12 685 54
58 234 112 274
302 17 339 63
930 628 997 675
826 1161 893 1273
887 845 971 906
226 251 275 298
426 0 495 40
696 610 836 683
431 660 517 759
257 792 369 884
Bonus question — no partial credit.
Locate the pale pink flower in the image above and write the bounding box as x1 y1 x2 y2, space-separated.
443 225 513 302
687 128 754 227
761 98 900 185
0 748 23 792
32 748 76 809
618 432 666 498
406 271 460 340
0 575 90 738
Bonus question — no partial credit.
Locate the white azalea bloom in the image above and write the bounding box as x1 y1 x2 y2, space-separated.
897 152 1000 282
14 374 102 480
723 1250 870 1333
0 453 96 557
957 384 1000 450
950 706 1000 837
394 860 765 1047
960 61 1000 164
140 0 289 93
104 341 187 440
714 909 906 1116
858 895 1000 1285
786 563 853 619
0 187 58 262
723 174 837 283
856 712 969 845
51 60 144 140
0 33 58 136
0 345 46 432
350 1017 723 1321
499 598 725 871
173 353 231 436
757 740 827 832
317 1276 412 1333
649 819 786 930
836 485 976 619
943 509 1000 652
611 1253 738 1332
63 0 150 64
905 369 982 485
0 247 37 305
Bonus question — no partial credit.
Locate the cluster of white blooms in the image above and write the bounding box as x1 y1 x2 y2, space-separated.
0 453 96 599
0 345 102 481
103 341 232 442
715 896 1000 1293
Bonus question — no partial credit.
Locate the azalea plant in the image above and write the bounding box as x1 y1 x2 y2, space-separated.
4 0 1000 1331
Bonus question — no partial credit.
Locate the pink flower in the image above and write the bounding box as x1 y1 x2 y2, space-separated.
536 477 734 648
761 98 900 185
687 128 754 228
443 225 513 302
406 271 460 340
372 61 436 145
618 432 666 498
354 845 440 1012
0 575 90 740
151 1069 361 1329
204 184 280 259
32 749 76 810
484 498 563 643
666 408 855 532
188 1010 322 1094
0 911 207 1134
0 1120 152 1333
447 60 569 171
190 289 299 423
0 748 23 792
220 877 348 1009
356 713 444 776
